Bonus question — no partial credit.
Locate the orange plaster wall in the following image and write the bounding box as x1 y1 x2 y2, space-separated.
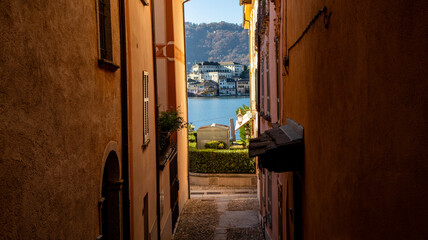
172 0 189 213
284 0 428 238
0 0 122 238
125 0 158 239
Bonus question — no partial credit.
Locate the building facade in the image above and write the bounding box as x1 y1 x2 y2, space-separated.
219 78 237 96
153 0 189 239
188 61 243 82
0 0 188 240
237 79 250 95
220 62 244 77
244 0 428 240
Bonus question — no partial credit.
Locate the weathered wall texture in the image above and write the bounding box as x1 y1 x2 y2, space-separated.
0 0 122 239
125 0 158 239
285 0 428 238
253 0 428 239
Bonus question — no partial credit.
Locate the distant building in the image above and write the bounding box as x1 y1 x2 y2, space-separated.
188 61 244 82
187 79 199 88
236 79 250 95
219 78 237 96
187 80 218 97
219 62 244 77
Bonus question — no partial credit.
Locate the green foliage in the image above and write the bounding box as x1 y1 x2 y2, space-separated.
235 104 250 115
159 108 187 152
189 141 196 148
185 22 249 70
240 68 249 79
188 131 197 142
204 140 227 149
189 148 255 174
236 104 251 146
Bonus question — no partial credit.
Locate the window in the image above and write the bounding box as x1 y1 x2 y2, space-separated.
98 0 112 61
275 37 280 122
97 0 119 71
266 53 270 116
262 170 266 205
261 58 265 114
268 171 272 227
142 71 150 147
278 180 283 240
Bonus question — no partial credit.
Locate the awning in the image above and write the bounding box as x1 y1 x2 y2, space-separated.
249 118 304 172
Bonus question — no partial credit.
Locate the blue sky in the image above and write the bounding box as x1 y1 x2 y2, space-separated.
184 0 243 24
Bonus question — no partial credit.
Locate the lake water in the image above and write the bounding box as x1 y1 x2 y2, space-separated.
188 96 250 132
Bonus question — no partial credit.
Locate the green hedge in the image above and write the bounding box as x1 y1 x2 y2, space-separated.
204 140 227 149
188 131 197 142
189 148 255 174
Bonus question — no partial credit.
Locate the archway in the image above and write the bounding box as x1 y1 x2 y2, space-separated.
99 151 122 240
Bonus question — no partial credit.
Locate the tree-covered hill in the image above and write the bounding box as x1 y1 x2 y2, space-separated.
185 22 249 70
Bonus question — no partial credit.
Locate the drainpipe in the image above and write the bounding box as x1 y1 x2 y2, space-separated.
183 0 191 200
119 0 130 239
150 2 161 240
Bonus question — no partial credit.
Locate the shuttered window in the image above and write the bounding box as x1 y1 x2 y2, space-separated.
143 71 150 147
275 37 280 122
268 171 272 227
266 53 270 116
98 0 112 61
261 58 265 114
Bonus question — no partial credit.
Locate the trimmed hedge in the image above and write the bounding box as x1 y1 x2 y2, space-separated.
188 132 197 142
204 140 227 149
189 148 255 174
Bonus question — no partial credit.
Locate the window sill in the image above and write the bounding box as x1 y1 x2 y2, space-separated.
98 59 120 72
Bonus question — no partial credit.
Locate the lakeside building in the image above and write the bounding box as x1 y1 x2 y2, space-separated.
187 80 218 97
219 78 238 96
220 62 244 77
237 79 250 96
187 79 199 88
187 78 249 97
188 61 244 83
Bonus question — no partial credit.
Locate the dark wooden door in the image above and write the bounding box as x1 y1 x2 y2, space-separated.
278 181 283 240
170 154 179 231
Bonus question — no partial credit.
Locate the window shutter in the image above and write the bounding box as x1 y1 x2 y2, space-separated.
266 53 270 116
143 71 150 146
268 171 272 227
261 58 265 114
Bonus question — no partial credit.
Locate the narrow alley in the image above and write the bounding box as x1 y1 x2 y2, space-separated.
173 186 264 240
1 0 427 239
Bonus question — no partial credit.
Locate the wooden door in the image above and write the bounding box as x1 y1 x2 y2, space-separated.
170 154 179 231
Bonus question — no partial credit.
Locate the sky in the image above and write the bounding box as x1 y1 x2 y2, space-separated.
184 0 243 24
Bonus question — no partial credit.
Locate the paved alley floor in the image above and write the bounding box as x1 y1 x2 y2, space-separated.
172 186 264 240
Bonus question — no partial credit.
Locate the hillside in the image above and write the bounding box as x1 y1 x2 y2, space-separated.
185 22 249 70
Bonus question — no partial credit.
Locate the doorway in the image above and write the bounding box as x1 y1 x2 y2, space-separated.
100 152 122 240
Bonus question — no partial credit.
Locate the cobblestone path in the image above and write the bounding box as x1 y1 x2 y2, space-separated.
173 186 264 240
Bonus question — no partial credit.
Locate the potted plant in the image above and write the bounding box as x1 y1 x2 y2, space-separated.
159 107 187 154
